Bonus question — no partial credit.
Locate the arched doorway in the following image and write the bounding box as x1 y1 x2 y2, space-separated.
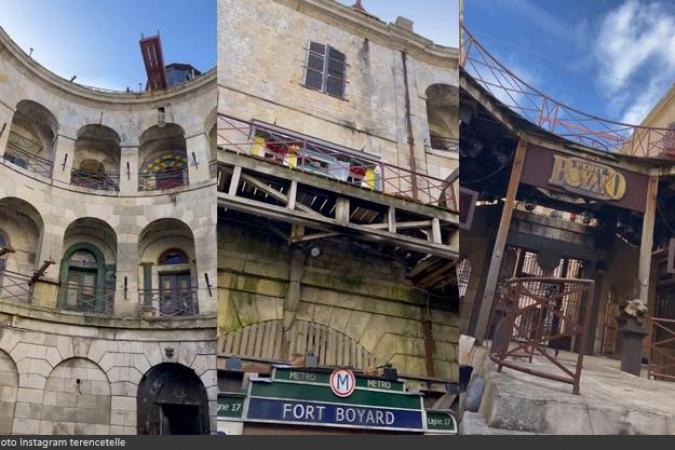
137 363 209 435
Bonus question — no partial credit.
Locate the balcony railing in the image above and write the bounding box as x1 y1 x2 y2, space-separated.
138 168 189 191
138 288 199 317
71 168 120 191
0 268 33 305
60 281 115 314
3 140 54 178
217 114 458 211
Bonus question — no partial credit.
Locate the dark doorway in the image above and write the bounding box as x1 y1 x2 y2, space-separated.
137 363 210 435
161 404 200 435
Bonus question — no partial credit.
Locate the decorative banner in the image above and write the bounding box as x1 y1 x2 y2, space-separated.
548 155 626 201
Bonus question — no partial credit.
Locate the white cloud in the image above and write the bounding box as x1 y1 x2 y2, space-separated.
594 0 675 123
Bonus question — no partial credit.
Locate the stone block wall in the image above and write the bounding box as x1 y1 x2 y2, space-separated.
216 221 458 382
0 308 217 435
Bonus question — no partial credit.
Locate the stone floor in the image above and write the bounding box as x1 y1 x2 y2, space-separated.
462 344 675 434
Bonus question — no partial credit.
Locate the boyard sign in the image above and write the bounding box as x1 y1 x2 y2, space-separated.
549 155 626 201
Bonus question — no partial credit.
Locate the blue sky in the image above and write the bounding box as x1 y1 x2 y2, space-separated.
0 0 455 91
465 0 675 125
0 0 216 91
339 0 458 47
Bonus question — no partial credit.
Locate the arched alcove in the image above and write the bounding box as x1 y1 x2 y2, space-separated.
426 84 458 151
40 357 111 435
58 218 117 314
138 124 188 191
138 219 197 316
0 350 19 434
6 100 58 177
71 124 121 191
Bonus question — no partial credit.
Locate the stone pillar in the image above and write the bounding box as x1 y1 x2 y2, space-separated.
114 234 139 316
192 188 218 315
52 134 75 184
119 147 139 194
619 315 648 376
186 133 212 185
0 105 14 158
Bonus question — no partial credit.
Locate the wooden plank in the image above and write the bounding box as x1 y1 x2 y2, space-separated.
474 137 528 342
254 322 265 357
639 175 659 303
229 165 242 196
432 217 443 244
335 197 350 226
387 206 397 233
287 179 298 211
241 173 322 218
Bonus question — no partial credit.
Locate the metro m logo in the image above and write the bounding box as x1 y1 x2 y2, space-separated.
330 368 356 398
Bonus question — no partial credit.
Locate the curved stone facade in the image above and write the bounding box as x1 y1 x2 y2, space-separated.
0 25 217 435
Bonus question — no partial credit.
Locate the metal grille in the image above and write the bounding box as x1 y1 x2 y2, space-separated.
0 268 33 304
649 318 675 382
4 140 54 178
138 288 199 317
71 169 120 191
138 168 189 191
489 277 594 394
457 258 471 298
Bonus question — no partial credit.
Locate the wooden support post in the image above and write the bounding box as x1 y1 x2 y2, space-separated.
639 175 658 304
431 218 443 244
228 165 242 196
335 197 350 226
387 206 397 233
287 179 298 211
474 138 527 342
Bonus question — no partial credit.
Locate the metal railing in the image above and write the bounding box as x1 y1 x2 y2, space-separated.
648 317 675 382
217 114 458 211
71 168 120 191
0 268 33 304
138 288 199 317
461 25 674 158
138 168 189 191
489 277 594 394
59 281 115 314
3 141 54 178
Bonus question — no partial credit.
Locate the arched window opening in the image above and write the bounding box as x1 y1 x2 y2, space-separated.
159 248 190 266
138 124 189 191
0 229 8 275
72 125 121 191
63 248 99 312
6 100 58 177
426 84 458 151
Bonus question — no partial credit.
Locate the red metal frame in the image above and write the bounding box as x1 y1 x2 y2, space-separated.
648 317 675 381
461 26 674 158
489 277 594 394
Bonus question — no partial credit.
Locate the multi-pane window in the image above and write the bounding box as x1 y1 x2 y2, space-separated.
304 42 347 98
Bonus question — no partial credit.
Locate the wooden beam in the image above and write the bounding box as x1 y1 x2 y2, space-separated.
364 220 433 230
431 218 442 244
228 165 242 196
0 246 15 258
287 179 298 211
30 259 54 285
639 175 658 303
387 206 397 233
474 137 527 342
240 173 322 218
335 197 350 226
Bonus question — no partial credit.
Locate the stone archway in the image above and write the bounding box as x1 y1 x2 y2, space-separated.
136 363 209 435
0 350 18 434
40 357 111 435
